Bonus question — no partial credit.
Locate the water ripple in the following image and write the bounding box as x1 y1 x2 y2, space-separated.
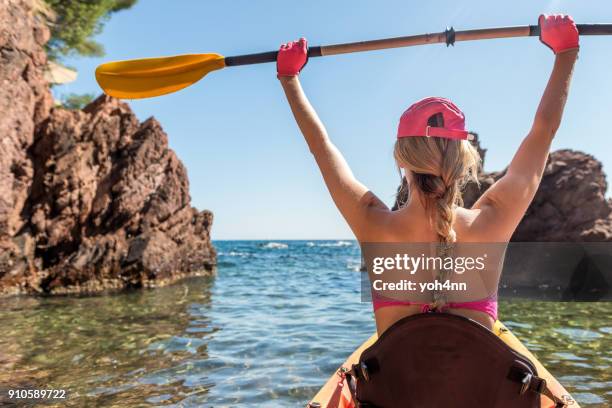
0 240 608 407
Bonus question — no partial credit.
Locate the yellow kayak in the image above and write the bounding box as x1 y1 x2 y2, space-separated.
308 320 579 408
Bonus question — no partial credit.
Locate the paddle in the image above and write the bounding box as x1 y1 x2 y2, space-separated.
96 24 612 99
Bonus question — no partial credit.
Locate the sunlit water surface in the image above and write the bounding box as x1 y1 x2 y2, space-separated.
0 241 609 407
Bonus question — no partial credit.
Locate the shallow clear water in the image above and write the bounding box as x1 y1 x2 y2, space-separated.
0 240 609 407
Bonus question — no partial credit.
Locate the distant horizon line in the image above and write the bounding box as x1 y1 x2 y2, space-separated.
212 238 356 241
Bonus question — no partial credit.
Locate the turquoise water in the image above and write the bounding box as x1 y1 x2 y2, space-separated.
0 240 609 407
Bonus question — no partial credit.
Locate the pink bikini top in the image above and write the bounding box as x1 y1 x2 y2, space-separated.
372 295 498 321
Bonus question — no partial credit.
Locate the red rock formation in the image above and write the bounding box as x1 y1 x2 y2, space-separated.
462 149 612 241
0 0 215 296
0 0 53 241
394 137 612 242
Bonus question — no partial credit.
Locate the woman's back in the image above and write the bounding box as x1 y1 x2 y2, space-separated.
371 205 500 333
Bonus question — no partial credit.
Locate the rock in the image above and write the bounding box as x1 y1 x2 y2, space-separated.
462 149 612 241
0 0 215 296
394 138 612 242
0 0 53 240
391 140 612 300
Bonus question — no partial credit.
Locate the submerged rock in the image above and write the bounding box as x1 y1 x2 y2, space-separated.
0 0 215 296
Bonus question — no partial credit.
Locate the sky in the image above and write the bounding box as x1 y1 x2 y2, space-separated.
56 0 612 240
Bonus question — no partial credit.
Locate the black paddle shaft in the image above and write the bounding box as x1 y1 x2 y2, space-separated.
530 23 612 36
224 24 612 67
224 46 322 67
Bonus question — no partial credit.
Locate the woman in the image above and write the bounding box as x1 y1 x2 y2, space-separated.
278 14 579 336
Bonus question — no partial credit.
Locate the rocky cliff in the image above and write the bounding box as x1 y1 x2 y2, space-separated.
0 0 215 296
463 149 612 241
394 136 612 242
392 138 612 299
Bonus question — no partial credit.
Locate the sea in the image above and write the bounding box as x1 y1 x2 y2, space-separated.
0 240 609 407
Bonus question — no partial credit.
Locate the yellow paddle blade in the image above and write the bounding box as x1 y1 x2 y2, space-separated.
95 53 226 99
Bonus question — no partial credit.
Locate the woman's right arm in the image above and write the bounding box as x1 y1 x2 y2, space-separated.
472 15 579 240
277 39 390 241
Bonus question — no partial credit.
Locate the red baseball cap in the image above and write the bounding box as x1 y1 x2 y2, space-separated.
397 97 473 141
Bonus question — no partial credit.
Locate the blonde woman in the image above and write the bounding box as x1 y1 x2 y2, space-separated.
277 15 578 338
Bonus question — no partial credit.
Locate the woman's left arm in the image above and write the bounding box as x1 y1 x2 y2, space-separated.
277 40 388 240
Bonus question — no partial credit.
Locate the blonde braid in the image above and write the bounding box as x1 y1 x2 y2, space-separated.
430 179 460 311
393 127 481 312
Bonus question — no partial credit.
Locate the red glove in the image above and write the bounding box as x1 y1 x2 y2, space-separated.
538 14 579 54
277 38 308 77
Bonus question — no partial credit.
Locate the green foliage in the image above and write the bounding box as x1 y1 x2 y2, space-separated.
61 93 95 110
44 0 137 60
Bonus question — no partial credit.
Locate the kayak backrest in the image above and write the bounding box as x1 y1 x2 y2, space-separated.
349 313 543 408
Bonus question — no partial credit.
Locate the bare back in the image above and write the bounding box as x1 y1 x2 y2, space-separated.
368 204 500 333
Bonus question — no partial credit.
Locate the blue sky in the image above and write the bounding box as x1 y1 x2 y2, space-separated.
57 1 612 239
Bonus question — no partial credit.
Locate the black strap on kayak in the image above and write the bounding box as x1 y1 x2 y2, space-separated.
507 366 572 407
348 359 379 383
343 366 379 408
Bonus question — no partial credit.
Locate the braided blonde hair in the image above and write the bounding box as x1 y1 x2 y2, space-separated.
393 117 480 310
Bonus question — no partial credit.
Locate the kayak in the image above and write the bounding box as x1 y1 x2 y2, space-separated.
307 320 579 408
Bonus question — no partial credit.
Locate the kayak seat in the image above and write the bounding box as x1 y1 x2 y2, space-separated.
345 313 567 408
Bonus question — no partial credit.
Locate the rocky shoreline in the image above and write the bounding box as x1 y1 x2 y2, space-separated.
0 0 216 296
394 135 612 242
1 1 610 297
392 136 612 300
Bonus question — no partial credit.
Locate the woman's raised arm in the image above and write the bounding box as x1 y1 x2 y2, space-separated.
473 15 579 241
277 39 388 240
